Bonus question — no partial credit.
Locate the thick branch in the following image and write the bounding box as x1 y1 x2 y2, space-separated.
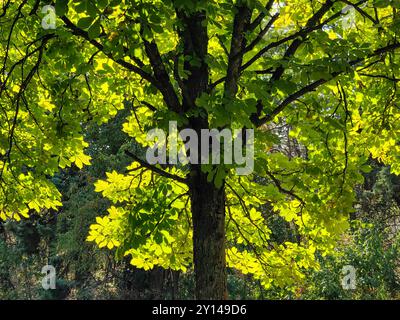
242 0 367 72
243 13 279 55
270 0 335 83
61 17 161 92
176 10 209 111
140 25 182 113
247 0 275 32
224 3 253 98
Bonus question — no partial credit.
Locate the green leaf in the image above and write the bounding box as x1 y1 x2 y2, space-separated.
98 0 109 9
88 19 101 39
55 0 69 16
77 17 94 29
373 0 391 8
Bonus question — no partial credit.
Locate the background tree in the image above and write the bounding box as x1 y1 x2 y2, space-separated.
2 0 400 299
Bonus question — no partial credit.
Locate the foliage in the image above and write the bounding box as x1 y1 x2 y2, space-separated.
304 222 400 300
2 0 400 295
304 165 400 300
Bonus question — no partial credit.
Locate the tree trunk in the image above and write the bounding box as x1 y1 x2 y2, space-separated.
190 166 227 299
177 8 227 299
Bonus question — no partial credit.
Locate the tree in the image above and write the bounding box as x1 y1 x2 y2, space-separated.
2 0 400 299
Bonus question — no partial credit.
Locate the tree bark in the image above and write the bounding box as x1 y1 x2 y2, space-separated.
185 5 251 299
177 8 227 299
190 166 227 299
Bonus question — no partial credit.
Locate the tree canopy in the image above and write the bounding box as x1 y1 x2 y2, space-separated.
2 0 400 297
